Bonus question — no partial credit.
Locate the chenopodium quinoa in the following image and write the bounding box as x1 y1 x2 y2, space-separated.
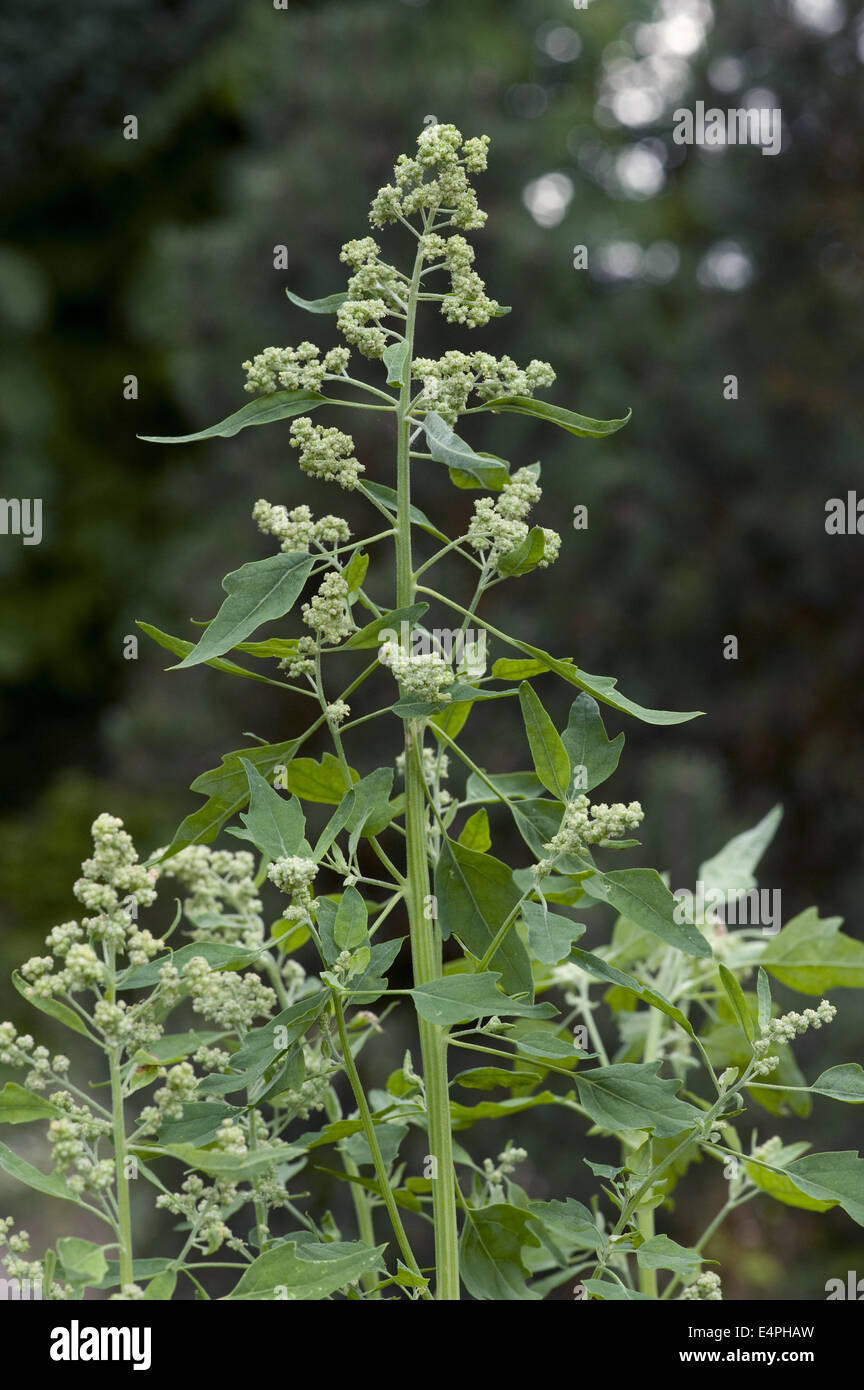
3 125 864 1304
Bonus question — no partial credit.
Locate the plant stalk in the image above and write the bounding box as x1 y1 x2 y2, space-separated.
395 231 460 1300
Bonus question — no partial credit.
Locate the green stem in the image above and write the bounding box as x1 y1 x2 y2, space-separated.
324 1088 378 1295
104 947 134 1288
109 1050 134 1288
332 995 430 1297
395 226 460 1301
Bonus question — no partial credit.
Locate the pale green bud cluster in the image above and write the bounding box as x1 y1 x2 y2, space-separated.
242 342 351 396
302 571 354 645
47 1094 113 1194
180 955 276 1031
280 634 317 678
379 640 455 703
680 1271 722 1301
155 844 265 949
268 855 319 912
336 298 391 360
371 124 488 232
156 1175 236 1255
338 238 405 314
483 1145 528 1185
325 699 351 725
467 467 561 574
418 230 499 327
544 794 644 856
289 417 364 489
253 499 351 554
412 350 555 426
751 1000 836 1076
0 1220 71 1298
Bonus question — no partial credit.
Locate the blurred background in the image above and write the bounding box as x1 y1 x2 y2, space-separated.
1 0 862 1298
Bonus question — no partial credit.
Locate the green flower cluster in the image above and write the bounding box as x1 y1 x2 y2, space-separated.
253 498 350 554
466 467 561 575
242 342 350 395
412 349 555 426
289 417 364 490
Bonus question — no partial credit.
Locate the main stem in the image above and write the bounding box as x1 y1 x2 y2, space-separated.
396 237 460 1300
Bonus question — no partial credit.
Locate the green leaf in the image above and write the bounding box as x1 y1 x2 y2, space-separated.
156 1143 300 1180
341 1122 407 1169
233 759 309 861
410 973 557 1028
0 1082 62 1125
581 1279 653 1301
382 339 409 386
334 886 369 950
522 901 586 965
636 1235 704 1277
452 1067 538 1092
137 622 280 687
490 644 702 725
458 808 491 852
11 971 92 1038
583 869 712 959
434 838 533 998
774 1151 864 1225
568 948 695 1037
511 1030 586 1063
760 907 864 994
810 1065 864 1104
139 390 329 444
226 1239 387 1300
144 1269 178 1300
460 1203 543 1300
463 771 545 805
344 766 395 855
757 967 772 1031
341 549 368 597
233 637 300 659
718 963 755 1042
57 1237 108 1286
560 694 625 792
575 1063 701 1137
277 753 357 804
285 288 348 314
226 991 328 1076
120 941 264 991
156 1103 241 1147
173 553 314 669
450 1092 558 1130
0 1140 80 1205
518 683 571 800
423 411 510 491
496 527 548 578
492 658 550 680
161 738 303 854
473 394 631 439
361 481 444 538
698 805 783 896
342 603 429 650
528 1196 605 1252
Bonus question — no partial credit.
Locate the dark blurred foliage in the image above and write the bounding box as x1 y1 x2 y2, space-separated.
1 0 862 1297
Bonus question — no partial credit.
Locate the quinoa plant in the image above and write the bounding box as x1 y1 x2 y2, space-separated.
2 124 864 1302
